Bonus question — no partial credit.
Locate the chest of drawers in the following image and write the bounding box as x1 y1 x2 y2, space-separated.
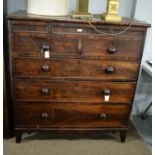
8 11 150 143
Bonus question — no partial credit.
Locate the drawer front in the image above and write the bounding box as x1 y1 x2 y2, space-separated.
14 80 136 103
11 23 49 33
52 23 146 37
82 36 143 60
14 58 139 81
12 33 79 57
15 102 130 128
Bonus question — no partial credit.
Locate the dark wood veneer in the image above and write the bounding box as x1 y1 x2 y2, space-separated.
14 58 140 81
12 32 144 60
15 102 130 128
14 80 136 103
8 10 150 143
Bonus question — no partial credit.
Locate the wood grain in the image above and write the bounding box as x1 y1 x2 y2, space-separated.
14 80 136 103
8 11 150 143
11 24 49 33
12 33 144 61
15 102 130 128
14 58 140 81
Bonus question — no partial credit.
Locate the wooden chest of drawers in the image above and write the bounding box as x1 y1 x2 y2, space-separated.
8 11 150 143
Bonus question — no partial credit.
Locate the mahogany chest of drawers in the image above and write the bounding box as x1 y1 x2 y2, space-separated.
8 11 150 143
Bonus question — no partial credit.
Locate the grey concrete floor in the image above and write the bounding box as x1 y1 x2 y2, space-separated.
131 115 152 152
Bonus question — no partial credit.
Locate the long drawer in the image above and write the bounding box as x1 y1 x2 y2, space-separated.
12 33 143 60
14 80 136 103
14 58 139 81
15 102 130 128
51 23 146 37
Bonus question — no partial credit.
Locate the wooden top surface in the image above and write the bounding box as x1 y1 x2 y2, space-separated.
8 10 151 27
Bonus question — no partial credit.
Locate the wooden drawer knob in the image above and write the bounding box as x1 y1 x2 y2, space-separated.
41 112 49 119
41 64 50 72
108 47 117 54
103 89 111 96
41 88 50 95
105 66 115 74
100 113 107 119
103 89 111 102
41 44 50 53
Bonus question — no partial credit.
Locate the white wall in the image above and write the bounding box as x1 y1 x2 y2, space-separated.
135 0 152 61
7 0 27 14
7 0 134 17
132 0 152 115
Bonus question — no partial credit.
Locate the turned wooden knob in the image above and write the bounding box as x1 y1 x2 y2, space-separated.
103 89 111 96
41 112 48 119
41 88 50 95
100 113 107 119
41 64 50 72
108 47 117 54
105 66 115 74
41 44 50 53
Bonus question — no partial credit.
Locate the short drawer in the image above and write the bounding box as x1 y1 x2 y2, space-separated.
14 58 140 81
14 80 136 103
11 23 49 33
51 23 146 37
15 102 130 128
